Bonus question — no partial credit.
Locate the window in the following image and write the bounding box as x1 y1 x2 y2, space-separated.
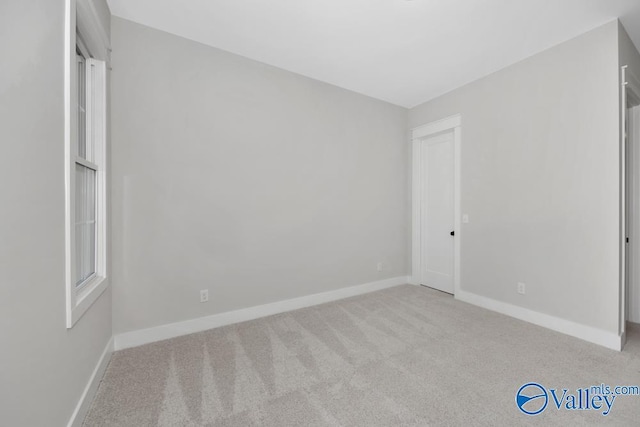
65 1 108 328
75 40 99 291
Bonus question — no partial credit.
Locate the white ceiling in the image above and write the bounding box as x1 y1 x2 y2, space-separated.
107 0 640 108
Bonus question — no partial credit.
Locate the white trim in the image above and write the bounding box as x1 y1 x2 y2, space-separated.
410 114 462 297
621 65 628 340
453 125 461 296
411 114 462 140
71 277 109 326
67 336 114 427
114 276 410 350
64 0 75 329
456 290 623 351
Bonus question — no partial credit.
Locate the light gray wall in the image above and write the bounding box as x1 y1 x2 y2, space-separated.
409 21 621 334
110 18 408 334
619 22 640 324
619 23 640 76
91 0 111 41
0 0 112 426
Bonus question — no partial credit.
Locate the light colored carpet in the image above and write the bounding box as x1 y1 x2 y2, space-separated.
84 285 640 426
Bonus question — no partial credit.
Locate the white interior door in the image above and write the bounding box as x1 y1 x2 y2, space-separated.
420 131 454 293
627 104 640 324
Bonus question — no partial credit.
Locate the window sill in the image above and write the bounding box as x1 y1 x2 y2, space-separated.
67 275 108 328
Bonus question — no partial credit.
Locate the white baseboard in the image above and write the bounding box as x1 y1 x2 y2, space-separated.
114 276 410 351
67 336 114 427
455 290 623 351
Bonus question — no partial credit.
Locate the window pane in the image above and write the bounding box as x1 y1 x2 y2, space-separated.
75 163 96 287
77 48 87 159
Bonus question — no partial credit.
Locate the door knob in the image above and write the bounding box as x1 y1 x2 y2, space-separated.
450 231 455 236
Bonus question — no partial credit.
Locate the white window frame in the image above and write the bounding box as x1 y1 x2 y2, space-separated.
65 0 110 328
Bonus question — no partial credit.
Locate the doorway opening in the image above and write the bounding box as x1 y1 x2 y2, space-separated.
622 66 640 347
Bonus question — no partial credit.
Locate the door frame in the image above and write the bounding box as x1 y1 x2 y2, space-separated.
621 65 640 343
410 114 461 295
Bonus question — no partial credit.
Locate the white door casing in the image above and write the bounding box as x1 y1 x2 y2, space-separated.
411 114 461 295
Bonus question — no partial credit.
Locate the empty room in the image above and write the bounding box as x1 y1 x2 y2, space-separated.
4 0 640 425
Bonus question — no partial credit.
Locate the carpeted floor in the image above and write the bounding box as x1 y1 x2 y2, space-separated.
84 285 640 426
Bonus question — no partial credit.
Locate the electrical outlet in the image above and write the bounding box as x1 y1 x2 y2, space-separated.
377 262 383 272
517 282 526 295
200 289 209 303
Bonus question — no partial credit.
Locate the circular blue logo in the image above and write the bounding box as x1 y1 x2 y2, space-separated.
516 382 548 416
